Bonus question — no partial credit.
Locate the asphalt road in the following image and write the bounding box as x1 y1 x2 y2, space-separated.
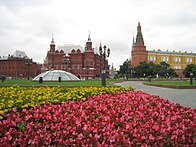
114 81 196 108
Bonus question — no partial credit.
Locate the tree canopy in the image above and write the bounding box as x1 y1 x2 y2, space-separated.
183 64 196 77
116 61 176 79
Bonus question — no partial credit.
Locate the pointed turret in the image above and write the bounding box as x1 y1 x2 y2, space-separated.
85 32 93 51
137 21 141 32
50 34 55 52
135 21 144 46
99 42 102 55
88 31 91 42
51 33 55 44
131 21 148 67
132 35 135 48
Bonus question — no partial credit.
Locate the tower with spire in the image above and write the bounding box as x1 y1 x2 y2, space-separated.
50 34 55 52
85 31 93 52
131 21 148 67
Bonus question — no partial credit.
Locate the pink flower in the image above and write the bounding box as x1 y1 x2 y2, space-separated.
0 91 195 146
149 134 155 141
95 134 101 141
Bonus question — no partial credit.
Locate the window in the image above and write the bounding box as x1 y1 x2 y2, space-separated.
161 56 165 62
166 57 169 62
174 57 181 63
186 57 192 63
162 56 169 62
148 56 156 62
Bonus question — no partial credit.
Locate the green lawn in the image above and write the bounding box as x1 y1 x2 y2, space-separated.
0 79 117 87
145 80 196 86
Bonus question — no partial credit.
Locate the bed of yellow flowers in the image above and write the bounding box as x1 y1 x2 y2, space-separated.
0 85 133 119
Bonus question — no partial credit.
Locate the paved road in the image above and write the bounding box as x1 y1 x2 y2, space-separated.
114 81 196 108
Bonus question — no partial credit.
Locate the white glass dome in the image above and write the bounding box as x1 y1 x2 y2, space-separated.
33 70 80 81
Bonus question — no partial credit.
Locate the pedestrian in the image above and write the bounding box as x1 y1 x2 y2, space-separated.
1 75 6 82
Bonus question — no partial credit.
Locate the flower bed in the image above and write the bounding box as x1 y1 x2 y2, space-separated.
0 85 133 118
0 91 195 146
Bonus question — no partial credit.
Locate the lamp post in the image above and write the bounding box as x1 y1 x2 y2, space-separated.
190 73 193 85
25 60 32 80
125 59 129 80
99 45 110 86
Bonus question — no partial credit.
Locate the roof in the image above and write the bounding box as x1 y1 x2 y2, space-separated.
0 56 8 60
12 50 29 59
58 44 83 54
0 50 29 60
148 49 196 56
33 70 80 81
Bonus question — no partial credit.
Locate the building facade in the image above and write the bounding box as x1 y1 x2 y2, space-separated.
0 50 41 79
43 34 109 79
131 22 196 77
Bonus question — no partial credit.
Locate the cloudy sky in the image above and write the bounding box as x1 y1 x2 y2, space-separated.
0 0 196 69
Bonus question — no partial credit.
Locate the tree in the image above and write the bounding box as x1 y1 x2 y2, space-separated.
118 59 131 79
160 61 170 69
167 68 177 78
117 60 177 79
134 61 176 78
183 64 196 77
135 61 156 77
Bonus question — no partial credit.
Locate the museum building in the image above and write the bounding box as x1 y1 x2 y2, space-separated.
43 34 109 79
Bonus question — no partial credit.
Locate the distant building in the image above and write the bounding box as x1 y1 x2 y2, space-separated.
109 63 116 79
43 33 109 79
0 50 41 79
131 22 196 77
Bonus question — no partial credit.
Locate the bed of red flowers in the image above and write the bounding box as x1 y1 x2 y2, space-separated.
0 91 195 146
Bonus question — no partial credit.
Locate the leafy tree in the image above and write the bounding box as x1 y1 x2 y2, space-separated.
116 60 177 79
134 61 176 78
135 61 156 77
167 68 177 78
118 59 130 79
160 61 170 69
183 64 196 77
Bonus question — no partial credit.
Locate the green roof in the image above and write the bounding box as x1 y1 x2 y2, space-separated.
148 50 196 56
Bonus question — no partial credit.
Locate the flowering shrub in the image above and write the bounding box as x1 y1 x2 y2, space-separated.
0 85 133 118
0 91 195 146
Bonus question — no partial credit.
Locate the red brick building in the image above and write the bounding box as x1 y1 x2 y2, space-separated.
0 50 41 79
43 34 109 79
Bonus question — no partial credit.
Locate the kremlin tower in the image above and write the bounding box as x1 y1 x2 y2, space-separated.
131 22 148 67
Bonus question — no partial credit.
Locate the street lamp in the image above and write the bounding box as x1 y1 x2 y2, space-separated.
190 73 193 85
99 45 110 86
125 59 129 80
25 60 32 80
